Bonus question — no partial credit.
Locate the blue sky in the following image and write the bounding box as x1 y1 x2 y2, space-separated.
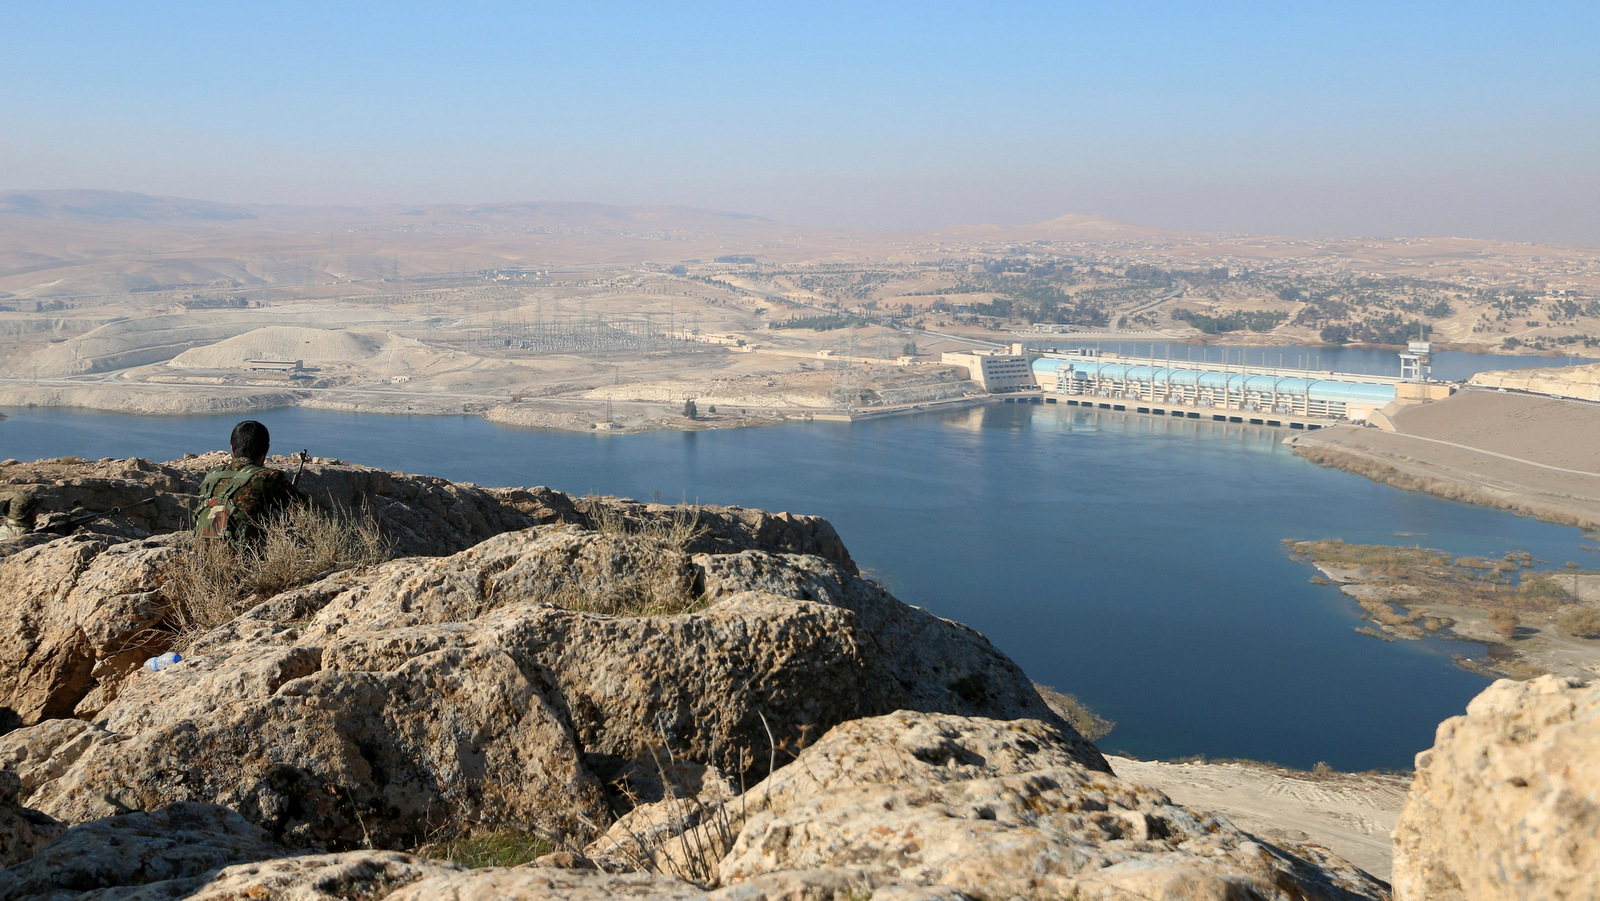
3 2 1596 240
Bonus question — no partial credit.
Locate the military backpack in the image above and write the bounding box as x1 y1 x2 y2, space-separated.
193 464 265 541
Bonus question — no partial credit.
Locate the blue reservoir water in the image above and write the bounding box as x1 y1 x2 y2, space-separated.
2 403 1593 771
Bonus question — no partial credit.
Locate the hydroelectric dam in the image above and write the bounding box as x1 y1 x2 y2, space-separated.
1025 345 1452 429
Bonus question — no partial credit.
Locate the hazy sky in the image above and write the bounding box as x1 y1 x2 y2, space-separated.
4 2 1597 242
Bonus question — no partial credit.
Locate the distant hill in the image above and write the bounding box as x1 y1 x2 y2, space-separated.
936 212 1188 244
0 190 257 223
0 190 781 235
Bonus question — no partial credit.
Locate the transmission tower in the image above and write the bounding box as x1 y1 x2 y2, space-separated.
831 325 860 413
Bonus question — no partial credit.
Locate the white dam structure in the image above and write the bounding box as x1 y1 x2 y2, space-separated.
1028 348 1447 427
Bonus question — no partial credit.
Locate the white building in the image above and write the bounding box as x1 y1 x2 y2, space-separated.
941 351 1035 392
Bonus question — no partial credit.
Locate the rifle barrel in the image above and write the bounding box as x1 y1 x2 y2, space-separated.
64 496 157 527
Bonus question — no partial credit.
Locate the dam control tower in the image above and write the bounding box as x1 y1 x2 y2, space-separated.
1399 341 1433 382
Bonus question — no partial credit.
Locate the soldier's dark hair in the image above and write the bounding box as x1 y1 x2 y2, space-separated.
230 420 271 461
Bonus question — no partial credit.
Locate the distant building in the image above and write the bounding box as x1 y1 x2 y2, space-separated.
244 359 303 372
941 350 1035 392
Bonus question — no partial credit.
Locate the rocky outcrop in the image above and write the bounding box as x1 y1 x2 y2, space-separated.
1 515 1094 852
0 770 60 869
0 805 465 901
0 456 859 727
0 454 855 563
0 534 177 723
5 715 1387 900
1468 361 1600 402
0 453 571 557
1392 675 1599 901
590 711 1388 900
0 803 293 900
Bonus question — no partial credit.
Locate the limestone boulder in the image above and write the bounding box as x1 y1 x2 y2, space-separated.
0 534 177 724
0 457 861 728
385 868 705 901
5 838 463 901
0 802 293 900
593 712 1389 901
1392 675 1600 901
0 719 111 799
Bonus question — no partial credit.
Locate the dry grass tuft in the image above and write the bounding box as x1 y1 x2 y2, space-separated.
161 503 389 645
546 501 708 617
589 733 750 887
414 829 555 868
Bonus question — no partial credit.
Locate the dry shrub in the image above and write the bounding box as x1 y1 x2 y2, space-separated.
1516 576 1572 610
1293 539 1449 570
550 502 707 617
1559 606 1600 639
1487 607 1520 641
161 503 388 644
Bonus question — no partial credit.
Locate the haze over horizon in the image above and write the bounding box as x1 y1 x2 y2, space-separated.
4 1 1597 244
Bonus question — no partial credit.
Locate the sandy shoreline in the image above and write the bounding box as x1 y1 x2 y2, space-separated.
0 381 793 434
1107 755 1409 880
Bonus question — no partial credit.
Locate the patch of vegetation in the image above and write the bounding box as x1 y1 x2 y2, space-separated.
160 503 389 645
1171 308 1288 333
1034 683 1115 742
1288 539 1591 676
416 829 554 868
1558 606 1600 639
1292 539 1449 569
769 313 860 330
553 502 709 616
1291 540 1572 613
1517 576 1572 606
1488 607 1519 640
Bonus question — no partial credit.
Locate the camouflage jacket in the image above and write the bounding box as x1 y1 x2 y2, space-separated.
195 457 307 543
0 519 28 541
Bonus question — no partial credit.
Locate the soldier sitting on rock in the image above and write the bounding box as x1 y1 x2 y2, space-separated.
194 420 307 545
0 491 39 540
